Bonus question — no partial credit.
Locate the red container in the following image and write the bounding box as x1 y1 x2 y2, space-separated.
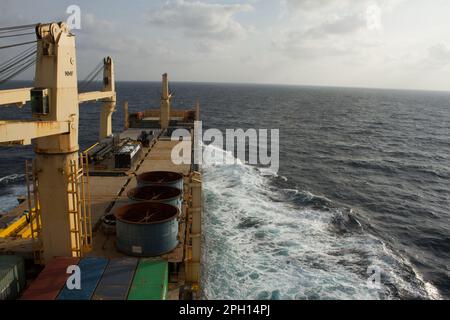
20 257 79 300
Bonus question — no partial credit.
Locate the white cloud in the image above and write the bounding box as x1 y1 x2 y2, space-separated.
146 0 253 41
1 0 449 90
305 14 367 37
273 0 392 61
426 43 450 68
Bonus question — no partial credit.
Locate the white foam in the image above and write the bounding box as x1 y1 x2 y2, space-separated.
0 173 24 184
201 144 440 300
0 174 26 214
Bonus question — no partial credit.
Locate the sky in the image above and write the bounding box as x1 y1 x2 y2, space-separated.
2 0 450 91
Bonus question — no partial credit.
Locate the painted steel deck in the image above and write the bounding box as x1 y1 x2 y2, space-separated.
20 257 80 300
92 257 138 300
1 113 201 301
89 139 190 264
127 259 168 300
57 257 108 300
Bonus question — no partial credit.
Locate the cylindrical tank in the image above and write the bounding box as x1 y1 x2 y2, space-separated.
127 186 182 210
115 202 179 257
136 171 183 190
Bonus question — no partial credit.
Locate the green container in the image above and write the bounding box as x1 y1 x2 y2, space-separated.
0 255 26 300
127 259 168 300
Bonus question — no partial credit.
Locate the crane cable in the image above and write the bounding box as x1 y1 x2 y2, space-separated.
0 53 36 81
0 24 36 38
0 45 36 72
0 23 37 32
0 50 36 75
0 23 39 85
0 58 35 85
0 46 37 85
0 40 38 50
0 23 37 50
79 61 104 92
0 32 35 39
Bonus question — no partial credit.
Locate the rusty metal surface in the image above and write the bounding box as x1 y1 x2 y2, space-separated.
0 88 32 106
136 171 184 191
0 120 70 145
115 202 178 224
78 90 115 104
127 185 181 202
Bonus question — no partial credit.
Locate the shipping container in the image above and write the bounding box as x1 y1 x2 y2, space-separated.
20 257 79 300
127 259 168 300
57 257 108 300
92 257 138 300
0 255 25 300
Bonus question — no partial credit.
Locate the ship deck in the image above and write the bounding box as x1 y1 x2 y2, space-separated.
0 110 201 300
88 138 191 264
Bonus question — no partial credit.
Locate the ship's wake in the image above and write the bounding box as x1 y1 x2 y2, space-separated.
0 174 26 214
201 144 441 300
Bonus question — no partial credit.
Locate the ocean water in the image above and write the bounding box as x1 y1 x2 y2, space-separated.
0 81 449 299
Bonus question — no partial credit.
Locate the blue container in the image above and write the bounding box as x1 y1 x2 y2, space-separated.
92 258 138 300
136 171 183 190
115 202 179 257
127 185 182 210
57 257 108 300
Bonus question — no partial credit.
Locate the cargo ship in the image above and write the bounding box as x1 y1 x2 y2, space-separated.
0 22 202 300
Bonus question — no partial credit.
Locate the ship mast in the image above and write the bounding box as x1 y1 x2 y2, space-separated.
99 57 116 139
160 73 172 129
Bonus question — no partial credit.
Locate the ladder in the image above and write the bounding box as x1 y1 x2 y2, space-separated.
80 152 93 253
67 154 92 257
25 159 43 264
184 171 202 296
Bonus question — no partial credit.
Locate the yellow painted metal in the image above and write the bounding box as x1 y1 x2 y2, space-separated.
0 215 28 238
16 213 41 238
0 88 32 107
0 211 40 239
25 159 44 263
0 22 115 262
68 160 82 257
28 22 82 262
123 101 129 130
80 153 93 253
67 158 92 257
0 120 70 145
78 91 115 103
99 57 116 140
77 57 116 140
160 73 172 129
185 171 202 294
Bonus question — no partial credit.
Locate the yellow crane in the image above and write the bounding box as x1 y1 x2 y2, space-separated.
0 22 116 263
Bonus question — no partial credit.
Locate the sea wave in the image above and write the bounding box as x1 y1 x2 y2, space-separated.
0 174 26 214
201 144 442 300
0 173 25 185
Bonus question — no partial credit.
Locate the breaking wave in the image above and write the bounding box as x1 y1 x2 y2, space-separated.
0 173 24 185
0 174 26 214
201 144 441 300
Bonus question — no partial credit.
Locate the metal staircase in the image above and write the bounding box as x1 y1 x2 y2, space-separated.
25 160 43 263
67 155 93 257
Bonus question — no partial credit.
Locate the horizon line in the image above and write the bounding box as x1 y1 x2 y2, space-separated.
5 79 450 94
